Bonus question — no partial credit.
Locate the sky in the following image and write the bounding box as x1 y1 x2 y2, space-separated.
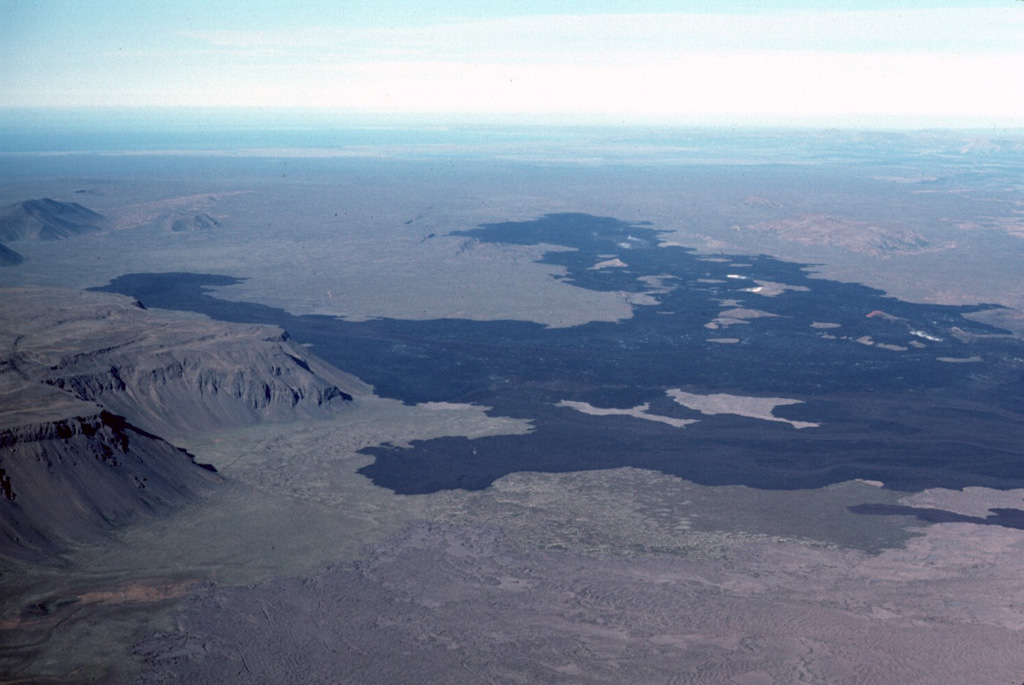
1 0 1022 128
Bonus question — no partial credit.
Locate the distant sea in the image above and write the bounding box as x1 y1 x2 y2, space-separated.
2 108 1022 175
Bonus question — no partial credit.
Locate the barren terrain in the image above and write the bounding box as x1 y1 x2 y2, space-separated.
2 130 1024 683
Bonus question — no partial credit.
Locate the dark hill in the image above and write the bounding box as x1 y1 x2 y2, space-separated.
0 198 105 241
0 243 23 266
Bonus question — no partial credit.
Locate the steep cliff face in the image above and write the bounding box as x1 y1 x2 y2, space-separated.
39 327 364 437
0 401 220 560
0 287 371 558
2 287 369 438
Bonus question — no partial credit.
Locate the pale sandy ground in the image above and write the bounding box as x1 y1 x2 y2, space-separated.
3 157 1023 681
589 257 627 270
667 389 819 429
5 401 1024 683
3 168 1023 335
0 397 535 681
557 399 698 428
901 486 1024 518
706 306 779 329
741 279 810 296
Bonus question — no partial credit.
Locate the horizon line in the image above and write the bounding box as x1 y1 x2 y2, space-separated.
1 107 1022 133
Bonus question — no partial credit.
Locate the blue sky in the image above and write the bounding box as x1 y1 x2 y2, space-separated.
2 1 1021 127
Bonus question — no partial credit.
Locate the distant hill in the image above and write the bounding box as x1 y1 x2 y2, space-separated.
0 198 105 241
0 243 22 266
738 214 930 257
153 211 222 232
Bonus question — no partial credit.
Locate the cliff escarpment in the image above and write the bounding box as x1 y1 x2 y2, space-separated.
2 287 369 438
39 327 364 437
0 287 371 559
0 392 220 559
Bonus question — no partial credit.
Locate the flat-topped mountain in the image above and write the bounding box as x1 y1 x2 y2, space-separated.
0 287 370 558
2 288 370 436
0 198 105 241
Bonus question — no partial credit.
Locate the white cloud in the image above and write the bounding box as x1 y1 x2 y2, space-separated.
184 9 1024 62
163 51 1020 126
5 8 1022 126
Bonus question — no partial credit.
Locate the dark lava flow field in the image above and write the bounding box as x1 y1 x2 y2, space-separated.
96 214 1024 496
